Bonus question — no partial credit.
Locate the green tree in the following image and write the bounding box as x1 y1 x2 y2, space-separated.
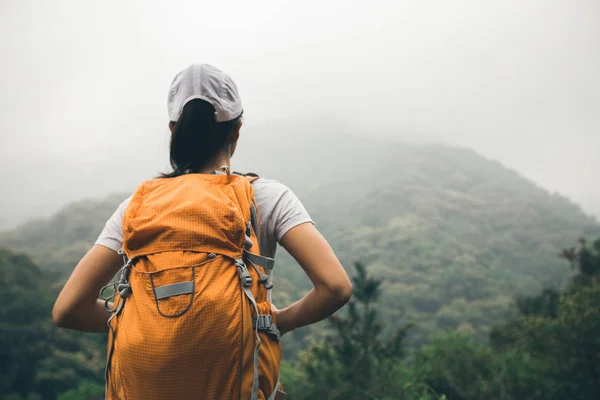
0 248 105 400
410 237 600 400
285 262 419 400
412 332 548 400
55 380 104 400
490 238 600 399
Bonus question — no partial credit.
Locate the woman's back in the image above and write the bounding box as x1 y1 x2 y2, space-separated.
52 63 351 400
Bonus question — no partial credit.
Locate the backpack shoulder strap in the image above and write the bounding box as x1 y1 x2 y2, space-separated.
249 201 260 239
233 171 260 182
245 174 260 237
233 172 275 272
232 172 260 235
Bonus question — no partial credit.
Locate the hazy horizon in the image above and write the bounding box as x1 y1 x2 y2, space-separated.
1 0 598 229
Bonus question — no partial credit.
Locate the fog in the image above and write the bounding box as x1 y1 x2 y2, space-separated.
1 0 598 229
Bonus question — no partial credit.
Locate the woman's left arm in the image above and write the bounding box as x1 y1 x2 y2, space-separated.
52 244 124 333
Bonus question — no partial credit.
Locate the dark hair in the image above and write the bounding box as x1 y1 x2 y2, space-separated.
160 99 241 178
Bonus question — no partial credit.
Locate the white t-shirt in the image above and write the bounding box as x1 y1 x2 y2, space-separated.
96 177 313 264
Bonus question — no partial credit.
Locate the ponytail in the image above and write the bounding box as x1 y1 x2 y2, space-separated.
161 99 241 178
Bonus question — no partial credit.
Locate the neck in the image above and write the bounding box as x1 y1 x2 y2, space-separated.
198 154 231 174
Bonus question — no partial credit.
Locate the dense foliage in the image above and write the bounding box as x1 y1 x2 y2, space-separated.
0 248 105 400
282 237 600 399
282 262 422 400
3 238 598 399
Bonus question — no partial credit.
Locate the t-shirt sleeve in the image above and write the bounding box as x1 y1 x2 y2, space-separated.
95 196 132 253
266 182 314 243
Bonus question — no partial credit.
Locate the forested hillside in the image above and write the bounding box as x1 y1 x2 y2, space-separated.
2 132 598 352
3 239 599 400
284 237 600 400
0 193 125 274
0 248 106 400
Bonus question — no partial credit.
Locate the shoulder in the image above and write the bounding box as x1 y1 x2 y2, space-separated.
105 194 134 230
250 177 294 195
250 177 304 208
250 176 313 240
95 194 133 252
118 194 133 212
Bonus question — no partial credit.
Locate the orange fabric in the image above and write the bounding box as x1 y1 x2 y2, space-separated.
105 174 281 400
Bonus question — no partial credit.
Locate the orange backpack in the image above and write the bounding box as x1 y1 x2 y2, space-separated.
101 172 284 400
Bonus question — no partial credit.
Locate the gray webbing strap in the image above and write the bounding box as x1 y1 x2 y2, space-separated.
267 378 281 400
242 285 262 400
244 250 275 271
268 324 281 341
250 202 260 238
105 325 115 393
104 296 126 395
153 281 193 300
105 335 114 397
103 259 133 398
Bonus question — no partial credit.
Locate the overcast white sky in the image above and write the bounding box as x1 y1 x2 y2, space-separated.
0 0 598 227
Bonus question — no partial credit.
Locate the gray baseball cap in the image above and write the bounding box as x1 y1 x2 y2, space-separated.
167 63 243 123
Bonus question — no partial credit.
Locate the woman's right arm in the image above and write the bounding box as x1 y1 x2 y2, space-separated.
274 222 352 335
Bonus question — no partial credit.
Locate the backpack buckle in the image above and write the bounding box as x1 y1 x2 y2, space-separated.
253 315 273 330
252 315 281 341
117 282 132 299
235 259 253 288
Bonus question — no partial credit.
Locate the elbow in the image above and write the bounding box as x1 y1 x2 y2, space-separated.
330 279 353 306
52 302 72 328
52 304 66 328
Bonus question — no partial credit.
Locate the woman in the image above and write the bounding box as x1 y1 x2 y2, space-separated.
52 63 352 400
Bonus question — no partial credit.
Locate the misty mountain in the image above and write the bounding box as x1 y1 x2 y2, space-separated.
1 129 599 350
3 0 599 228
